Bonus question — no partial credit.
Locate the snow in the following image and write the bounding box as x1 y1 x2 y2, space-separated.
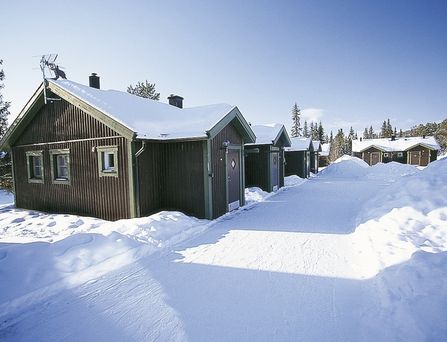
1 159 447 341
285 136 312 151
320 142 330 156
312 140 321 151
0 190 13 206
49 79 234 140
245 123 285 145
352 136 440 152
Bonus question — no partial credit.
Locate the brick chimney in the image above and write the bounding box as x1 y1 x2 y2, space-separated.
167 94 184 108
89 73 100 89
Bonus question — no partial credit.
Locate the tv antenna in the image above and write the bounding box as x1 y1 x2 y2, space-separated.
39 54 67 104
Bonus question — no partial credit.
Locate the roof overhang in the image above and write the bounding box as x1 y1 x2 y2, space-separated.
0 83 45 151
273 125 291 147
404 143 440 151
207 106 256 143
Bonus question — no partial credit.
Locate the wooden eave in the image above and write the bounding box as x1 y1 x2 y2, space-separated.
0 83 45 151
273 126 292 147
207 106 256 143
404 143 439 152
358 145 388 153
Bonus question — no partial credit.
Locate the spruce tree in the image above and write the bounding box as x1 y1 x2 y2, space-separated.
399 128 403 137
303 120 309 137
368 126 374 139
0 59 12 191
363 128 369 139
318 122 324 142
310 122 314 139
290 103 302 137
127 80 160 100
0 60 10 138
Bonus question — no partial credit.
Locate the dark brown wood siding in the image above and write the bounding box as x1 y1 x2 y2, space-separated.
210 123 242 218
137 140 205 219
245 145 269 191
285 151 306 178
361 147 382 165
279 150 285 187
13 137 130 221
136 142 162 216
11 98 130 221
15 95 119 146
408 145 432 166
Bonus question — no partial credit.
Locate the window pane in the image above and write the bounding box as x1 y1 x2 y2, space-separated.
32 156 42 179
103 152 116 171
55 154 69 179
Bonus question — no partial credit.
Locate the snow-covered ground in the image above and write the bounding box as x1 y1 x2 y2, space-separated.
1 157 446 341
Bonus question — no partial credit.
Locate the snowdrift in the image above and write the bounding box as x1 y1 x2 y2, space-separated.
318 155 369 178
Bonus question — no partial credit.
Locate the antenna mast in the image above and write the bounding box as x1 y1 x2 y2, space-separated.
39 54 66 104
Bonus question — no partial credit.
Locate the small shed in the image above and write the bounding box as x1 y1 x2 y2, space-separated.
352 136 440 166
310 140 322 174
284 137 313 178
244 124 291 192
0 77 255 221
319 143 330 167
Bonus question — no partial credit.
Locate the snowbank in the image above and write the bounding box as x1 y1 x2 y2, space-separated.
366 161 419 181
354 157 447 284
244 187 270 205
0 208 210 306
0 189 13 206
284 175 306 187
318 155 369 178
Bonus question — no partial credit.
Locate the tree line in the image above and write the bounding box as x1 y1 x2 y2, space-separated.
291 103 447 162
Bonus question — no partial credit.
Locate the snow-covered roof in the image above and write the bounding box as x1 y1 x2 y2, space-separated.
352 136 440 153
48 79 237 140
245 123 290 146
285 137 312 151
312 140 321 152
320 143 330 157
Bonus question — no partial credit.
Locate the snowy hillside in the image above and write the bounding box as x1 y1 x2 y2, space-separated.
1 157 446 341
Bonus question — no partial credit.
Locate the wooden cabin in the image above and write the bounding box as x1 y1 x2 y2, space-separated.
352 136 440 166
284 137 313 178
310 140 322 174
319 143 330 167
244 124 291 192
0 77 255 221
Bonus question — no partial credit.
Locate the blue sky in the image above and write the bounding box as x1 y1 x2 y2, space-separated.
2 0 447 135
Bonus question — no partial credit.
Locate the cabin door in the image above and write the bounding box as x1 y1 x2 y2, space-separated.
271 152 280 191
409 151 421 165
227 149 241 211
370 152 380 165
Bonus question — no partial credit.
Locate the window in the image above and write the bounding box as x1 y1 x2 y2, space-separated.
50 149 70 184
26 151 44 183
383 153 389 157
97 146 118 177
397 152 403 158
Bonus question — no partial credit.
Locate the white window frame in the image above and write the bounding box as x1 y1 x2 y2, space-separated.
49 149 71 185
97 146 119 177
383 152 389 157
26 151 44 184
397 152 403 158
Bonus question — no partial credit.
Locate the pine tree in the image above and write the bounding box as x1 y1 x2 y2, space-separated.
329 130 333 143
363 128 369 139
0 59 12 191
399 128 403 137
329 129 346 162
127 80 160 100
386 119 393 137
380 120 387 138
290 103 302 137
303 120 309 137
318 121 324 142
368 126 374 139
0 60 10 138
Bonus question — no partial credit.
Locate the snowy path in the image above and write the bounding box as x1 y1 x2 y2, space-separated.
0 178 392 341
1 171 446 341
